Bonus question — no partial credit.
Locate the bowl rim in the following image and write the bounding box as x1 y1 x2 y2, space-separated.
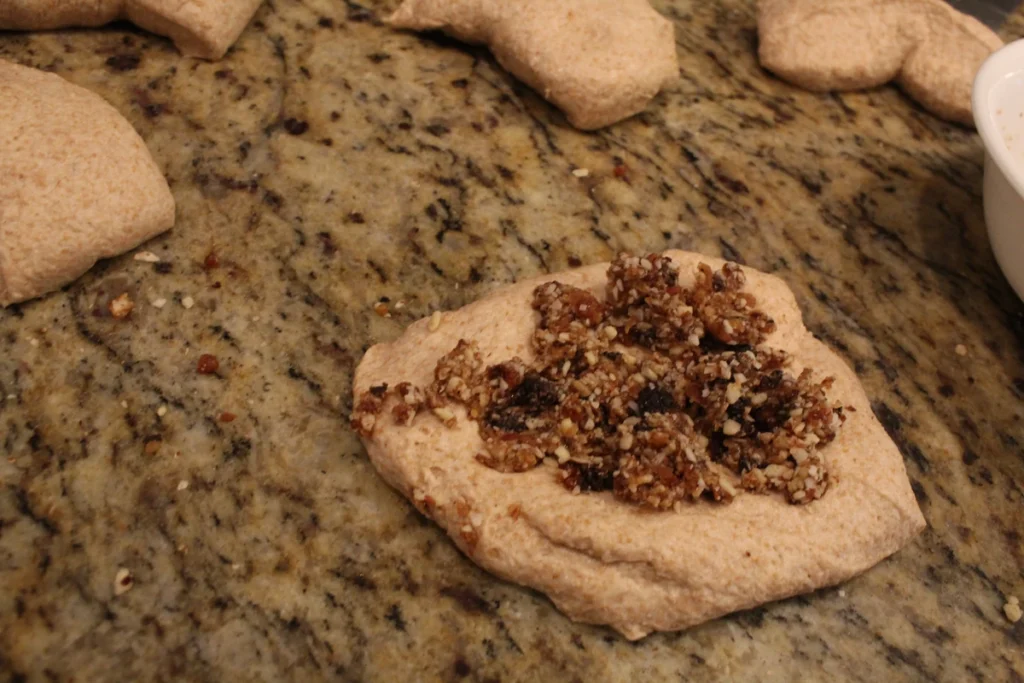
973 38 1024 199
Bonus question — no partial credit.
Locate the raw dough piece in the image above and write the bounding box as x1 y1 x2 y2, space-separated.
389 0 679 130
353 250 926 639
0 60 175 306
757 0 1002 125
0 0 264 60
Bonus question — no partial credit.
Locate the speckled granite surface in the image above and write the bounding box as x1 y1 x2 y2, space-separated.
1 1 1022 681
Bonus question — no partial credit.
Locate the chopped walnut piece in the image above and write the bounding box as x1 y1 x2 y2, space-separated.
109 293 134 319
690 262 776 346
352 253 844 509
430 340 490 417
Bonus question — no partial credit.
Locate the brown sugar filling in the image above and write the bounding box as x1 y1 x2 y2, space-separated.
354 253 845 508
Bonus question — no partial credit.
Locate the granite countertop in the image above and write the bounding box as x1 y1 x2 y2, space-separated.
1 1 1022 680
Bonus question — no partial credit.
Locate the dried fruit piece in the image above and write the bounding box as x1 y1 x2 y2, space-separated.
196 354 219 375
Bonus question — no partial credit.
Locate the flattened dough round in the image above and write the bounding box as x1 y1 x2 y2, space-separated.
0 60 175 306
354 251 926 639
389 0 679 130
0 0 264 60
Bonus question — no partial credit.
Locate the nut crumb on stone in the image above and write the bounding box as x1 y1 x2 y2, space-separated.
1005 596 1022 623
182 296 195 309
572 168 590 178
177 480 189 491
354 253 844 509
151 297 167 309
429 310 443 332
114 568 133 595
954 344 967 356
157 405 168 417
374 301 391 318
109 293 134 319
133 251 161 263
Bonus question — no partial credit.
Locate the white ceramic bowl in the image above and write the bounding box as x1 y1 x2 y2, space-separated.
973 39 1024 301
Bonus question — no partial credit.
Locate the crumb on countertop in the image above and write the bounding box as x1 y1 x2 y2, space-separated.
109 293 134 319
1005 596 1022 623
114 568 133 595
134 251 161 263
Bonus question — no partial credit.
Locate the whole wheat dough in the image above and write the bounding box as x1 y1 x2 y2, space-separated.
757 0 1002 125
0 0 264 60
388 0 679 130
354 250 926 639
0 60 175 306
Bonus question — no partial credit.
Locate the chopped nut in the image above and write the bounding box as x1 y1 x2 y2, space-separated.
134 251 161 263
374 301 390 317
151 298 167 309
429 310 443 332
722 419 741 436
156 405 168 417
572 168 590 178
176 480 189 491
1005 596 1022 623
109 293 134 319
181 296 195 309
955 344 968 356
114 568 133 595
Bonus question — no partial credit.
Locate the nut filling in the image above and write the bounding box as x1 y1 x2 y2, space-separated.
354 254 845 508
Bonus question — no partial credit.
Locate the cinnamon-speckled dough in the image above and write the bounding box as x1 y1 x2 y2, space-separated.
0 0 264 59
0 60 174 306
354 250 927 639
388 0 678 130
757 0 1002 125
